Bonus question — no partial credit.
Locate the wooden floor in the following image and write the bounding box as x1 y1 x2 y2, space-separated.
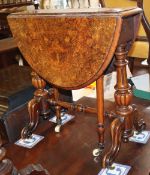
5 59 150 175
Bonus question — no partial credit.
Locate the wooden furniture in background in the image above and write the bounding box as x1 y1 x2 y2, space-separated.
0 65 35 144
0 37 17 53
0 0 34 68
8 8 146 168
102 0 150 68
0 36 35 144
0 0 33 9
137 0 150 65
41 0 101 9
0 0 33 39
0 12 12 39
0 37 20 68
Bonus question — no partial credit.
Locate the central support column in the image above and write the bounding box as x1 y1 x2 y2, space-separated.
114 44 134 142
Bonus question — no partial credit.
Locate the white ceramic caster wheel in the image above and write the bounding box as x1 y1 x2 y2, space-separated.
55 125 61 133
92 148 101 157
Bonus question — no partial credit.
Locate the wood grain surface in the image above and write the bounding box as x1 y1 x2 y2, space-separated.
8 9 121 89
8 8 142 89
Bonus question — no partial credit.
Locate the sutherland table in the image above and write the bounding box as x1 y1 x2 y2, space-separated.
8 8 146 169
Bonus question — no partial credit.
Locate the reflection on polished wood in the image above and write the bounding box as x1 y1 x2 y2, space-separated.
0 136 49 175
4 91 150 175
8 7 146 170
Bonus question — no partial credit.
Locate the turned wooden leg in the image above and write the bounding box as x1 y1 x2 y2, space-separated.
53 88 62 132
93 76 105 157
32 72 51 120
115 44 146 140
103 43 147 168
99 0 105 7
88 0 91 7
54 105 62 132
114 45 146 140
102 43 134 168
21 72 50 139
96 76 105 151
102 117 124 168
114 44 134 143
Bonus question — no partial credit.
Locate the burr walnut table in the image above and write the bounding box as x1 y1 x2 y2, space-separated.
8 8 146 168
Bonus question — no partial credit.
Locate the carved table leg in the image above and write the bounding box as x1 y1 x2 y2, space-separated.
102 117 124 168
21 99 40 139
53 88 62 133
21 72 50 139
93 76 105 156
102 43 134 168
114 44 134 143
32 72 51 120
97 76 105 150
115 44 146 140
102 43 147 168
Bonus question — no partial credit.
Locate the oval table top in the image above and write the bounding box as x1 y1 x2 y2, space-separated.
8 8 141 89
